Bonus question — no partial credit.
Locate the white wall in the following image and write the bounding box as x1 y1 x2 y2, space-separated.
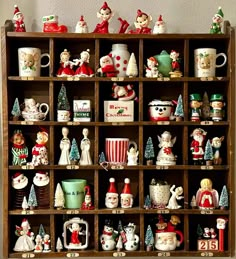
0 1 235 258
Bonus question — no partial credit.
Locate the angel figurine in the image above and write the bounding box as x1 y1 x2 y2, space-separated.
79 128 93 165
166 185 184 209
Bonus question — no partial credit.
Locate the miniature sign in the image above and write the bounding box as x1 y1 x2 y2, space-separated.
73 100 91 122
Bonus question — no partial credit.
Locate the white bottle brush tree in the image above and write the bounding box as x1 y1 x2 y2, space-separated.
54 183 65 209
126 53 138 78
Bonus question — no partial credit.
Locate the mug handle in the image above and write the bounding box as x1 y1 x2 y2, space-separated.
175 230 184 247
215 53 227 68
39 103 49 119
41 53 50 68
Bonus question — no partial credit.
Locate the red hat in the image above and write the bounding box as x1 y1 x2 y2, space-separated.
107 178 118 194
100 2 111 12
136 9 147 18
84 185 91 196
14 5 21 16
158 15 163 22
80 15 84 22
121 178 132 195
12 172 23 180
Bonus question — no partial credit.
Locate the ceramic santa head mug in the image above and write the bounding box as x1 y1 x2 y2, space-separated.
194 48 227 77
18 47 50 77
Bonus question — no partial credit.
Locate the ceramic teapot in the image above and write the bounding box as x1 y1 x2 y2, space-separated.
154 50 172 77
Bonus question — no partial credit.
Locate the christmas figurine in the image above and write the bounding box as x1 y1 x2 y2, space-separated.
93 2 114 33
210 94 225 121
127 144 139 166
169 50 183 78
129 9 152 34
105 178 118 209
58 127 71 165
79 128 93 165
29 129 49 166
145 57 161 78
100 219 117 251
75 15 89 33
34 234 43 252
11 129 28 165
56 49 75 77
210 7 224 34
112 83 137 101
123 223 139 251
43 234 51 252
190 128 207 165
216 217 228 251
120 178 133 208
97 54 118 77
42 14 68 33
81 185 94 210
166 185 184 209
156 131 177 166
189 93 202 122
118 17 129 33
68 222 83 247
13 5 26 32
153 15 167 34
196 178 219 209
13 219 35 252
73 49 94 77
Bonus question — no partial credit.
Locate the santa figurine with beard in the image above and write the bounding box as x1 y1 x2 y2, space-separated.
190 128 207 165
112 83 137 101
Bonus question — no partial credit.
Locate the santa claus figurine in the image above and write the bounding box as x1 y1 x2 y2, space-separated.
81 185 94 210
120 178 133 208
190 128 207 165
105 178 119 209
13 5 26 32
97 54 118 77
153 15 167 34
112 83 137 101
75 15 89 33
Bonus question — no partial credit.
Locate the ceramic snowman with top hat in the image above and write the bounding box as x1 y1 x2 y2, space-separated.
120 178 133 208
105 178 119 209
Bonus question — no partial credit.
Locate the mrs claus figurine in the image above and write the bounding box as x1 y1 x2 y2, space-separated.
79 128 93 165
56 49 75 77
129 9 152 34
105 178 119 209
93 2 113 33
210 7 224 34
73 49 94 77
13 5 26 32
58 127 71 165
120 178 134 208
153 15 167 34
11 129 28 165
75 15 88 33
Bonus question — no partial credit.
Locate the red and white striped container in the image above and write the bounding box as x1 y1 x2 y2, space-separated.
105 138 129 165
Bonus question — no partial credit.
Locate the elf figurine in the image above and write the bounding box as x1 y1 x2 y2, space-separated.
56 49 75 77
81 185 94 210
169 50 183 78
11 129 28 165
13 5 26 32
129 9 152 34
210 94 225 121
210 7 224 34
93 2 113 33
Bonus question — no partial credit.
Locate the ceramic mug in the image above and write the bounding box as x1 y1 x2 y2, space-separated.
57 110 70 122
155 230 184 251
18 47 50 77
105 138 137 165
61 179 87 209
148 100 175 121
194 48 227 77
149 184 170 208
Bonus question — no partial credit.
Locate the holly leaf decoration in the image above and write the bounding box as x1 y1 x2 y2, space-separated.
117 109 124 114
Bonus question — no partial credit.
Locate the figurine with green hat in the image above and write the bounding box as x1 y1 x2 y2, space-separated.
210 93 225 121
189 93 202 122
210 7 224 34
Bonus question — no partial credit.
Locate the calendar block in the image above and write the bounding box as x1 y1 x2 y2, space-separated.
198 240 208 250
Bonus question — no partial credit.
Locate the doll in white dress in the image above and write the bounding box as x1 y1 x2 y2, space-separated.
79 128 92 165
58 127 71 165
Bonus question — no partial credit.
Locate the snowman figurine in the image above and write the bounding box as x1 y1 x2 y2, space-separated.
100 219 117 251
123 223 139 251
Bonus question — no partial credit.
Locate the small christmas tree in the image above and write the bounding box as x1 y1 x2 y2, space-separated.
145 225 154 251
21 196 29 210
204 139 214 165
69 138 80 164
190 195 197 208
38 224 46 238
57 83 70 111
28 184 38 209
197 224 203 239
116 235 123 251
202 91 211 121
219 185 228 209
54 183 65 209
126 53 138 77
99 151 106 164
144 137 155 165
174 94 184 121
56 237 63 252
11 97 21 120
144 195 151 209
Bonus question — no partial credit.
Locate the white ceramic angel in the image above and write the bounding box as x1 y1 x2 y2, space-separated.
166 185 184 209
79 128 93 165
58 127 71 165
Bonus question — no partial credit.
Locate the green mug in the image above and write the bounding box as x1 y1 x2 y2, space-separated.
154 50 172 77
62 179 87 209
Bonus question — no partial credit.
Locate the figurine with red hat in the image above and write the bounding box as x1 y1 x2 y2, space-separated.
210 7 224 34
105 178 118 209
153 15 167 34
93 2 113 33
216 217 228 251
11 129 28 165
112 83 137 101
75 15 89 33
81 185 94 210
169 50 183 78
97 54 118 77
73 49 94 77
120 178 133 208
56 49 75 77
145 56 161 78
13 5 26 32
129 9 152 34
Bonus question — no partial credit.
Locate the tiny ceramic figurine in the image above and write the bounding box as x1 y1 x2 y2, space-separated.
112 83 137 101
75 15 89 33
11 129 28 165
14 218 35 252
129 9 152 34
97 54 118 77
216 217 228 251
42 15 68 33
13 5 26 32
120 178 133 208
56 49 75 77
34 234 43 252
153 15 167 34
196 178 219 209
81 185 94 210
118 17 129 33
123 223 139 251
190 128 207 165
166 185 184 209
211 136 224 165
210 7 224 34
100 219 118 251
156 131 177 166
148 100 175 121
169 50 183 78
43 234 51 252
68 223 83 247
189 93 202 122
210 94 225 121
79 128 93 165
127 143 139 166
29 129 49 166
145 57 161 78
73 49 94 77
105 178 119 209
58 127 71 165
93 2 113 33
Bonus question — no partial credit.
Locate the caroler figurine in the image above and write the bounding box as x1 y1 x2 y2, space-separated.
56 49 75 77
93 2 114 33
129 9 152 34
169 50 183 78
210 7 224 34
210 94 225 121
79 128 93 165
13 5 26 32
11 129 28 165
73 49 94 77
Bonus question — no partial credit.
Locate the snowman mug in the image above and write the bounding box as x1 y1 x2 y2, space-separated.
18 47 50 77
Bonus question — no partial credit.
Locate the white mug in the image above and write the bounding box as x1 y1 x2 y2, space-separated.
57 110 70 122
18 47 50 77
194 48 227 77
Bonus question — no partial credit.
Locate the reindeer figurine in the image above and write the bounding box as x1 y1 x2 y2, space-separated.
211 136 224 165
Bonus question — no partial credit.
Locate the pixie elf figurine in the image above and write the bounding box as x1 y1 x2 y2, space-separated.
210 7 224 34
11 129 28 165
